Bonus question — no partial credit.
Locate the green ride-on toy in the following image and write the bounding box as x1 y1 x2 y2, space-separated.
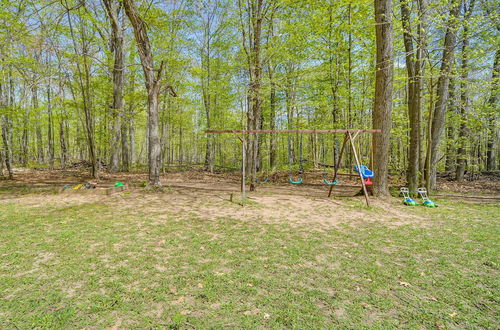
417 188 438 207
400 187 419 206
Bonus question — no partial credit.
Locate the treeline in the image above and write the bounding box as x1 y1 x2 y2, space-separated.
0 0 497 194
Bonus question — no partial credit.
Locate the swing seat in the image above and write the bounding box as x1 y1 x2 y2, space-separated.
354 165 374 179
323 178 338 185
289 177 303 184
255 176 269 184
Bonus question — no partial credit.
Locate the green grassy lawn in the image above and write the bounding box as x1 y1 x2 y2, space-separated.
0 193 498 328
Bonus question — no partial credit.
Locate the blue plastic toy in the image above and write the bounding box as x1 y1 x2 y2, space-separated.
354 165 374 186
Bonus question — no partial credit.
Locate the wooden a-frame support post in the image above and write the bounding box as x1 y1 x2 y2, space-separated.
237 134 246 206
328 131 371 207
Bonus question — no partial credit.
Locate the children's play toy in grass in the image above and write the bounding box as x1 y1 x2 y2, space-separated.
114 182 124 188
62 182 96 191
418 187 438 207
106 182 127 195
400 187 419 206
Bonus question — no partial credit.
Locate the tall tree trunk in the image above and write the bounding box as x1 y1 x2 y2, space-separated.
328 3 341 166
127 68 136 168
239 0 265 191
104 0 125 173
1 117 12 179
47 83 54 169
266 8 277 170
400 0 422 193
21 104 29 167
121 119 129 171
373 0 394 196
486 49 499 171
347 3 353 170
444 77 457 172
129 105 135 167
0 82 13 179
32 85 44 164
426 0 461 189
0 143 4 177
59 80 68 168
201 18 214 172
123 0 164 187
417 0 428 185
59 120 67 168
65 1 98 178
455 0 475 181
268 62 277 169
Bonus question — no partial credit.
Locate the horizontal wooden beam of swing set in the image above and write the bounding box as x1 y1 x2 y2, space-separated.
205 129 381 134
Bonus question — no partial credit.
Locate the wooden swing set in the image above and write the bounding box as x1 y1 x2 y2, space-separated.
205 129 381 206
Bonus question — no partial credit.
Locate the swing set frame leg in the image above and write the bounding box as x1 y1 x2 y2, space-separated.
237 135 246 206
328 133 348 198
328 131 371 207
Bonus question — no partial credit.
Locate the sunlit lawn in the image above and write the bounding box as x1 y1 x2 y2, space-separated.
0 193 498 328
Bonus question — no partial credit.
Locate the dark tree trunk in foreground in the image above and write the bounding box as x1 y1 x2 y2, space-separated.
123 0 164 187
445 77 457 173
238 0 266 191
426 0 460 189
200 2 216 173
268 62 277 170
0 82 13 179
47 83 55 169
400 0 423 193
455 0 475 181
486 49 499 171
104 0 125 173
372 0 394 196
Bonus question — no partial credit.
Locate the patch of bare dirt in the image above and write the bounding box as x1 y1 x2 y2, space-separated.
2 169 498 229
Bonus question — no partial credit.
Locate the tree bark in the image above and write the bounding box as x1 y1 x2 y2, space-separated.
417 0 428 184
65 0 98 178
400 0 422 193
59 80 68 168
268 62 277 170
104 0 125 173
328 3 341 166
0 82 13 179
427 0 461 189
200 6 214 173
238 0 265 191
445 77 457 172
455 0 475 181
373 0 394 196
486 49 499 171
47 83 54 169
123 0 164 187
31 85 44 164
21 96 29 167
